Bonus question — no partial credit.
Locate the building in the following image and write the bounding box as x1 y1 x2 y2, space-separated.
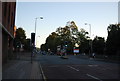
14 26 17 37
118 1 120 24
0 1 16 64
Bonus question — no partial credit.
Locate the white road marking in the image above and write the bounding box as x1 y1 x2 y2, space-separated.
39 62 47 81
67 65 79 71
88 65 98 67
86 74 102 81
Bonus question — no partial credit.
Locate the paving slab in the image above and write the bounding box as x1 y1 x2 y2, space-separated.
2 53 43 80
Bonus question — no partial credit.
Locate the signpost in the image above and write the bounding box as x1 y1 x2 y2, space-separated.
74 49 79 53
73 47 79 55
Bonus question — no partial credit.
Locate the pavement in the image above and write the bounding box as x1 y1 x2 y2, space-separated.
2 52 43 80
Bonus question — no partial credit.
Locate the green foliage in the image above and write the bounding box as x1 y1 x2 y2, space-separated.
40 44 47 51
13 27 28 51
45 32 58 52
24 38 31 51
15 27 26 43
106 24 120 55
92 36 105 54
40 21 89 54
78 28 89 53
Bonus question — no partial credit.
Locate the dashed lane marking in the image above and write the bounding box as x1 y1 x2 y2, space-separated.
86 74 102 81
88 65 98 67
67 65 79 71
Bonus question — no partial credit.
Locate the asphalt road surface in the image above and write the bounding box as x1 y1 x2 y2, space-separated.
35 54 120 81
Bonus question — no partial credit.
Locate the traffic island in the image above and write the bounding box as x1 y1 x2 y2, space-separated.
60 56 68 59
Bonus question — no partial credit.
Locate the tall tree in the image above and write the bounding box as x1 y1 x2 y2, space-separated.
41 21 89 54
45 32 58 53
40 44 47 51
92 36 105 54
106 24 120 55
78 28 89 53
24 38 31 51
13 27 26 50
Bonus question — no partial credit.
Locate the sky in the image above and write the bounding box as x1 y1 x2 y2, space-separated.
15 2 118 48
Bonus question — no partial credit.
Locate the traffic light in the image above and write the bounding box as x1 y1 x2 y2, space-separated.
31 33 35 44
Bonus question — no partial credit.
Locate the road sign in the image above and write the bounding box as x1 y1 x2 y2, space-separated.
74 49 79 53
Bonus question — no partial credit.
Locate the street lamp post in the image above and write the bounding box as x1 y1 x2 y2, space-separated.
85 23 92 57
34 17 43 47
85 23 91 38
36 36 40 48
30 17 43 64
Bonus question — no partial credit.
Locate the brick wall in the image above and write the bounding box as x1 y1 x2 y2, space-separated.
1 2 16 64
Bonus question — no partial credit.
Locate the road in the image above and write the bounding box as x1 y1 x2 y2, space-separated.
35 54 119 81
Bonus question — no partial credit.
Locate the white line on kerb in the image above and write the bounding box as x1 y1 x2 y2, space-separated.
67 66 79 71
39 62 47 81
86 74 102 81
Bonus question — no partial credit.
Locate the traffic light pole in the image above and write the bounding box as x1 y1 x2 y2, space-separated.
31 49 32 63
31 43 33 64
31 33 35 64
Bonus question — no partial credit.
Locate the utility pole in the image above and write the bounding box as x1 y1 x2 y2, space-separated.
34 17 43 48
85 23 92 57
